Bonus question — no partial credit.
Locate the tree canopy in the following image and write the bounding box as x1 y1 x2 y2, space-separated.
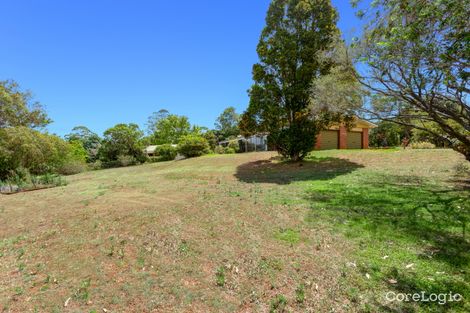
146 109 170 134
0 80 51 129
150 114 191 145
240 0 341 161
215 106 240 140
65 126 101 162
352 0 470 160
99 123 146 164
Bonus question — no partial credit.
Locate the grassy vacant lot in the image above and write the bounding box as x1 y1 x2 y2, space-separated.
1 149 469 312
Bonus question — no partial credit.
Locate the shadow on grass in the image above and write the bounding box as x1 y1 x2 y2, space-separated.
234 156 364 184
305 174 470 311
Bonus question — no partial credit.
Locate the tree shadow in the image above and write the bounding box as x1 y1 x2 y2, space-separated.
234 156 364 185
304 174 470 310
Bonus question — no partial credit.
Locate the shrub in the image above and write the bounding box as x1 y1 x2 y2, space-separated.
90 160 102 170
58 161 87 175
410 141 436 149
155 144 177 161
117 155 137 167
227 141 240 152
178 135 210 158
0 127 85 179
224 147 236 154
214 145 225 154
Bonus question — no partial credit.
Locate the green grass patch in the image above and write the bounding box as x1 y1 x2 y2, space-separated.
275 228 300 244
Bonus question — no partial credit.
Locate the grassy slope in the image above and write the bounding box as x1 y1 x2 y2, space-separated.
0 149 468 312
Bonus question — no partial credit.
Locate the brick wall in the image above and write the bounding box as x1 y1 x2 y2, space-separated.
315 132 322 149
362 128 369 149
339 126 347 149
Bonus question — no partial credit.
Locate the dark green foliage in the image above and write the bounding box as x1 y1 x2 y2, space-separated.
241 0 340 161
0 80 51 129
178 135 210 158
268 118 319 160
155 144 177 161
99 123 146 166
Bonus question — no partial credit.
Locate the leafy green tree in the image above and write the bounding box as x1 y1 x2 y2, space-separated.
352 0 470 160
369 121 407 147
151 114 191 144
203 130 218 150
68 140 88 162
99 123 146 164
65 126 101 162
309 37 363 116
0 80 51 128
240 0 340 161
215 107 240 140
146 109 170 134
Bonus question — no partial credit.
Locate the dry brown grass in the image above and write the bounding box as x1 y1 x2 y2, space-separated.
0 149 467 312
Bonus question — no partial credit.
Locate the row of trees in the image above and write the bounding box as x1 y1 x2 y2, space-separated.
240 0 469 161
1 78 246 181
65 107 241 168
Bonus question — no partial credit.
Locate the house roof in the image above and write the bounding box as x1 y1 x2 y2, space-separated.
353 117 378 129
144 145 158 154
144 144 178 154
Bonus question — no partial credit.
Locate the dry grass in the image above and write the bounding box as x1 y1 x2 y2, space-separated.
0 149 468 312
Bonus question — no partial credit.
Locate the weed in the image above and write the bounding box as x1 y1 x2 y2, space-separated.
270 294 287 313
74 278 91 302
14 287 24 296
295 283 305 303
215 266 225 287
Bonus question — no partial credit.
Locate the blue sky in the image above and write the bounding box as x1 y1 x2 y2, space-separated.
1 0 365 136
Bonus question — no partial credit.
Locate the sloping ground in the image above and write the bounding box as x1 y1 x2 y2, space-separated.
0 150 468 312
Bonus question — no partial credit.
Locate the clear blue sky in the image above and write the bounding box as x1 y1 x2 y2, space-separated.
1 0 365 136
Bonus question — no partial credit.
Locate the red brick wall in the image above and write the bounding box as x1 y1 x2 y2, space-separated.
362 128 369 149
339 126 347 149
315 132 322 149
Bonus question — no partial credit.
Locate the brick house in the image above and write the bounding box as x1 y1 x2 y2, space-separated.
315 117 377 150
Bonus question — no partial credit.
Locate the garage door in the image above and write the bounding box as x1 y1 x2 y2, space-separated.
319 130 339 149
347 131 362 149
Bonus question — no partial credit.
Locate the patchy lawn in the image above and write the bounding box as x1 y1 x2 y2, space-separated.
0 149 468 312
